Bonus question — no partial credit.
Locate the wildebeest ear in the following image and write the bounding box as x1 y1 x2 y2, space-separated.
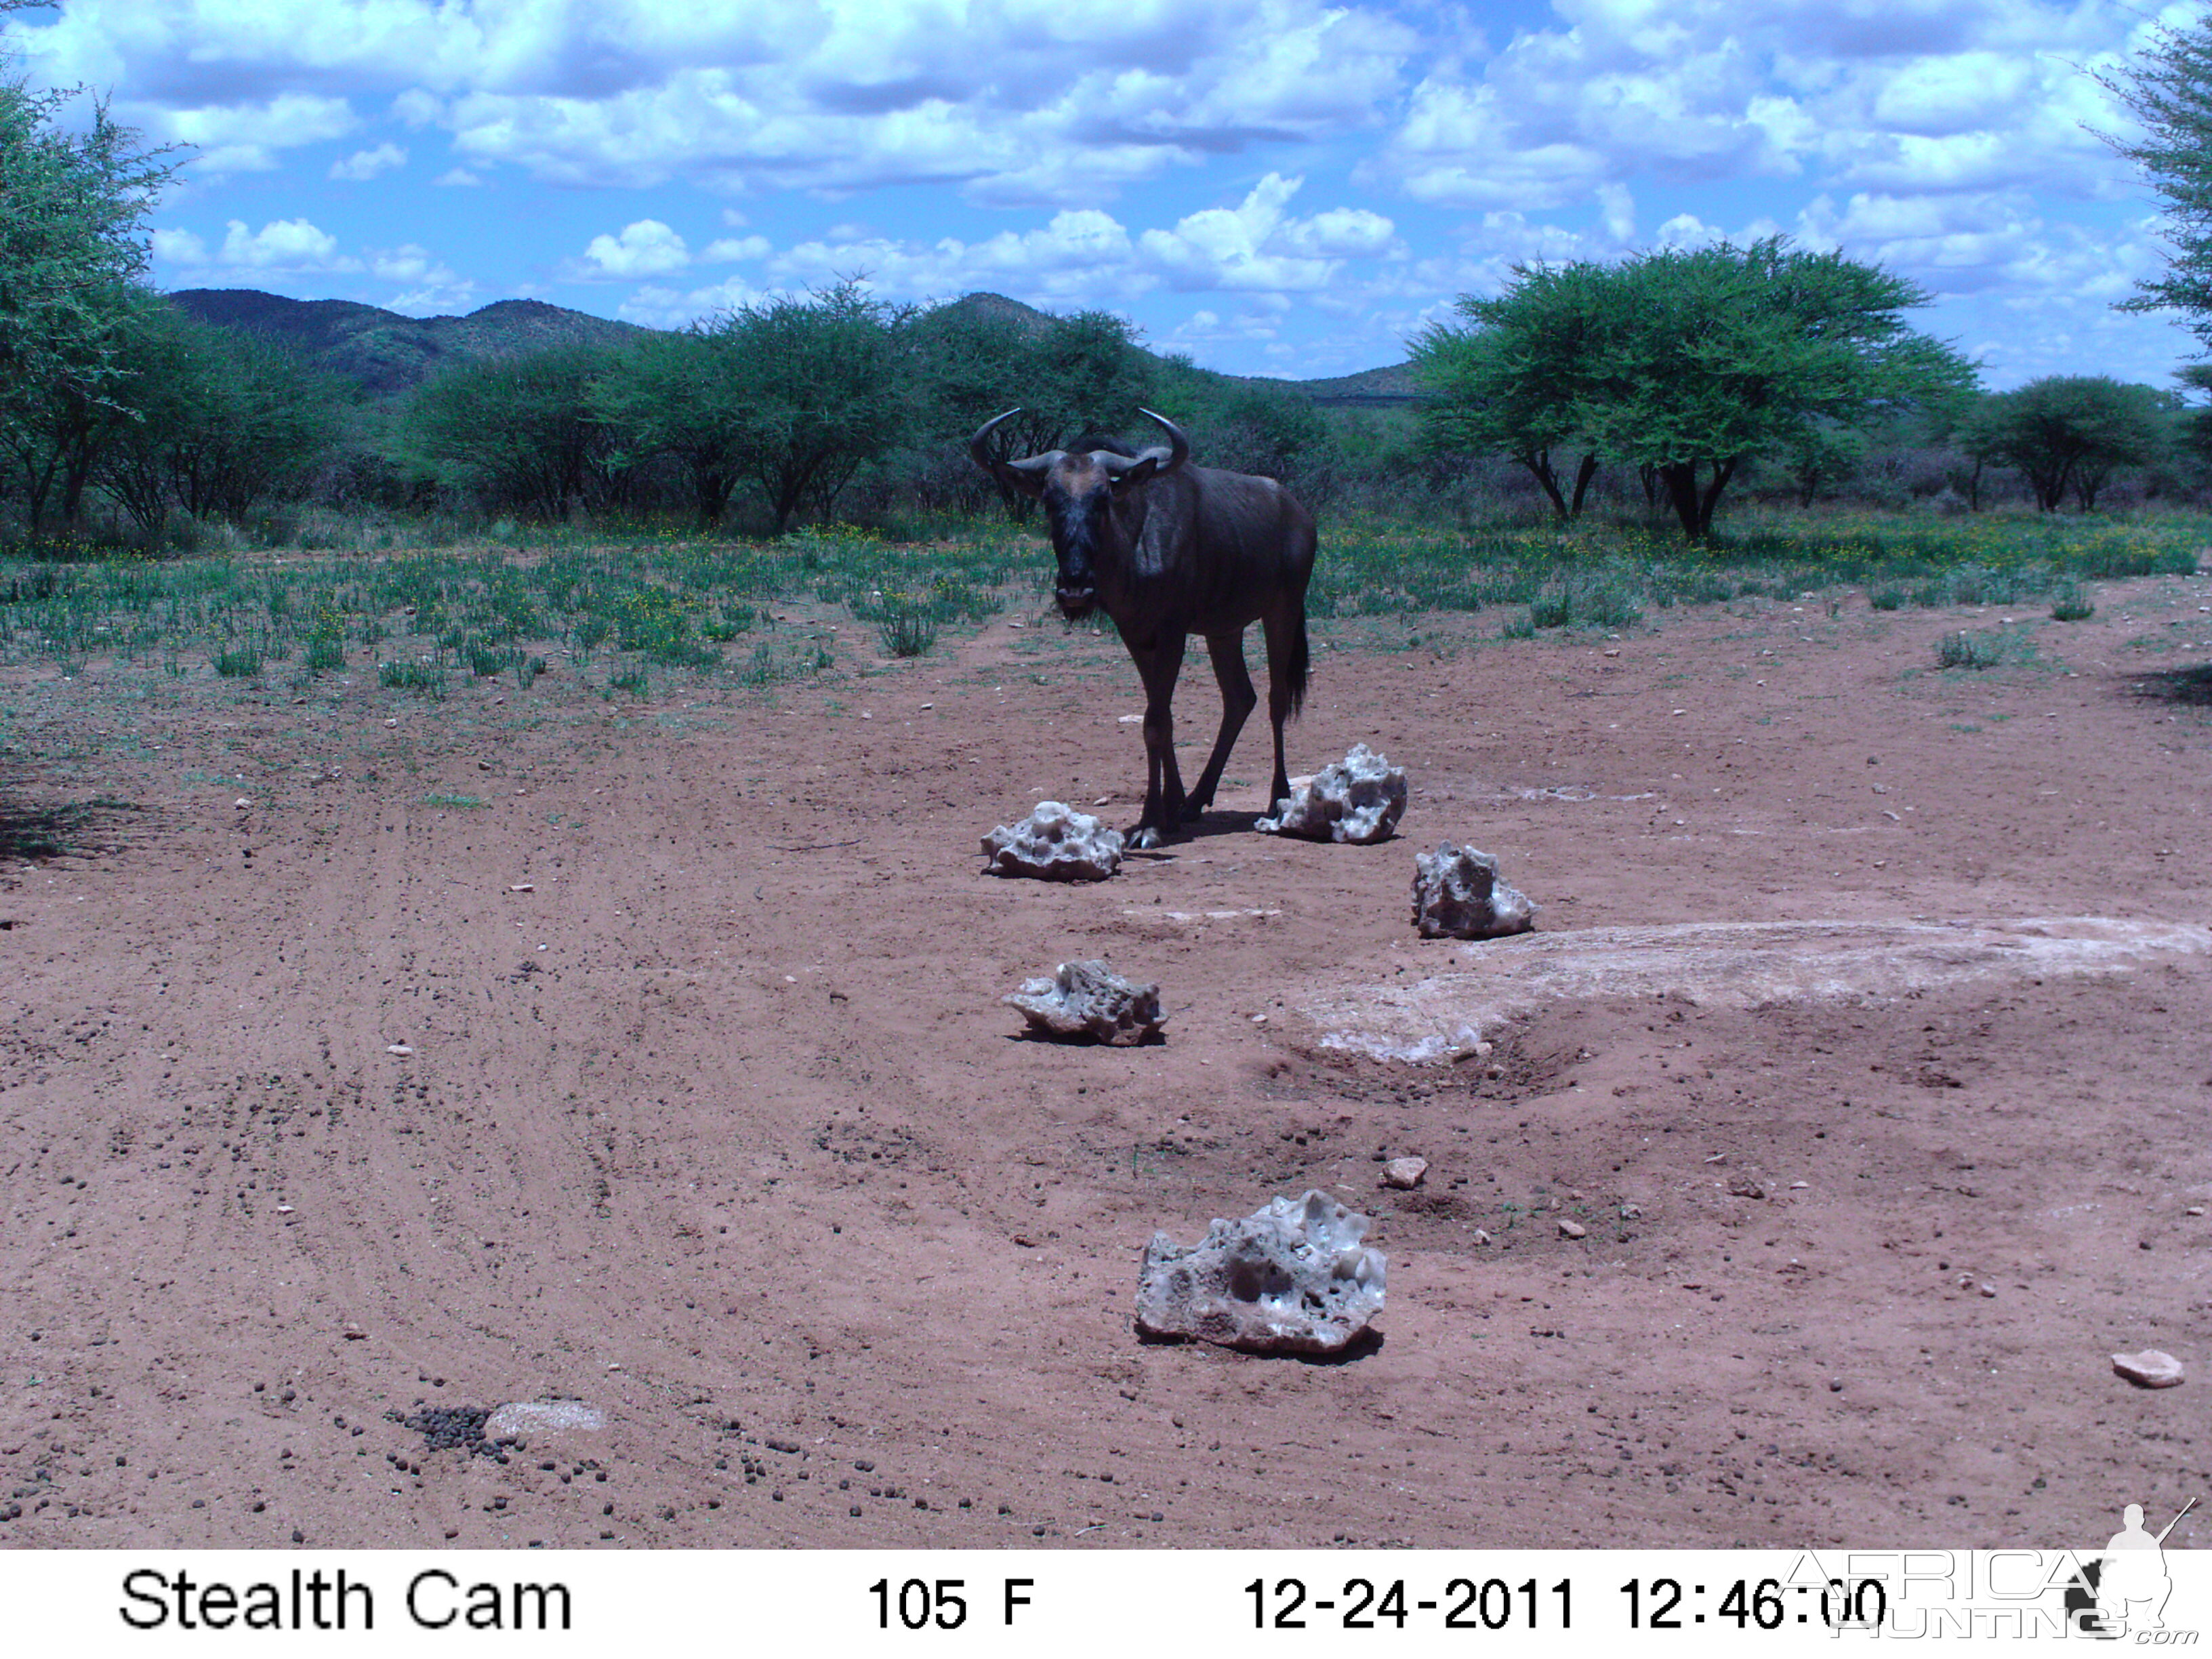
1105 454 1161 493
996 453 1055 499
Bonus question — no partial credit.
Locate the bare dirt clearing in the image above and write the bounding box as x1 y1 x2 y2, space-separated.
3 568 2211 1550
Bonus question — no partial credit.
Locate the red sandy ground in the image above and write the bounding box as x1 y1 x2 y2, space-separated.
3 562 2210 1551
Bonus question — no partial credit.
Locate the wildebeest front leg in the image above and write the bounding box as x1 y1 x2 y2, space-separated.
1122 632 1188 848
1184 629 1258 819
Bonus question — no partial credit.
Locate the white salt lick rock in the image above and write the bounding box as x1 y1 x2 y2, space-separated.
1412 844 1536 939
981 800 1124 880
1005 960 1164 1044
1256 744 1408 844
1136 1190 1387 1355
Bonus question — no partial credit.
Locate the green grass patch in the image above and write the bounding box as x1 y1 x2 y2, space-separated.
877 608 938 657
2051 583 2095 621
0 509 2199 695
378 661 446 695
419 792 488 809
1936 630 2009 670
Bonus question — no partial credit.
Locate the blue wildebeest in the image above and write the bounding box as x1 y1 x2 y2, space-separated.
970 407 1317 848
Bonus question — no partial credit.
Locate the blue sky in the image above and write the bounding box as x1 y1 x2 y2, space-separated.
5 0 2203 387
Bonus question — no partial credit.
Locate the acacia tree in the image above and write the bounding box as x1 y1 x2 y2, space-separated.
590 329 749 526
403 343 623 520
1411 262 1609 520
2100 19 2212 347
700 281 912 532
1424 240 1973 539
95 304 345 532
912 301 1153 520
0 62 178 531
1583 241 1972 538
1962 376 2167 512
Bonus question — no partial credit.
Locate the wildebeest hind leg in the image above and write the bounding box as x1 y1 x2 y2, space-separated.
1260 608 1303 811
1124 633 1189 848
1185 630 1257 819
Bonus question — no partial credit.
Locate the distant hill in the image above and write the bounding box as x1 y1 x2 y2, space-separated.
167 287 1415 405
165 290 649 398
1288 363 1418 406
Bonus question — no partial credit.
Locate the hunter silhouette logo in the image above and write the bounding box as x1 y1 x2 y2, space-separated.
2064 1498 2196 1637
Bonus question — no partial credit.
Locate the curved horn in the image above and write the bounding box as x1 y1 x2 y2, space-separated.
1137 407 1190 474
968 407 1024 474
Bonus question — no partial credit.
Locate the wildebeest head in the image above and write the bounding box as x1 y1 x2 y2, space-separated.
970 407 1190 619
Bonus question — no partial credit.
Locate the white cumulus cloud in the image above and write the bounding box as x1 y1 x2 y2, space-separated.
329 141 407 181
154 93 359 177
1137 173 1399 291
7 0 1413 204
573 219 692 279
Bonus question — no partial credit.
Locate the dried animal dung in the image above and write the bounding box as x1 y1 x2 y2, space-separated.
1411 844 1536 939
1255 744 1407 844
981 800 1124 880
1005 959 1163 1044
1135 1190 1387 1355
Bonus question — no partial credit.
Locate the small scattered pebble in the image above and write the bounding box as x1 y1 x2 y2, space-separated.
386 1043 413 1056
2112 1349 2186 1389
1557 1218 1586 1240
1381 1157 1428 1191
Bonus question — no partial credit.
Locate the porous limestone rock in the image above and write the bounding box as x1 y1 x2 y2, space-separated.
981 800 1124 880
1005 959 1163 1044
1135 1190 1387 1355
1255 744 1407 844
1411 844 1536 939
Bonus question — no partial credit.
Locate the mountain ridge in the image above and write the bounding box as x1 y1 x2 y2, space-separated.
166 287 1416 404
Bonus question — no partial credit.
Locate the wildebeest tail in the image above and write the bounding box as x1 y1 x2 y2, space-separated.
1287 611 1309 717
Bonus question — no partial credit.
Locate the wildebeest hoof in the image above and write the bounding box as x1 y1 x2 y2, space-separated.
1128 825 1167 851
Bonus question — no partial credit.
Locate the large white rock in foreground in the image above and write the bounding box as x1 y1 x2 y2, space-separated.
1004 959 1164 1044
1135 1190 1387 1355
1255 744 1407 844
1412 843 1536 939
981 800 1124 880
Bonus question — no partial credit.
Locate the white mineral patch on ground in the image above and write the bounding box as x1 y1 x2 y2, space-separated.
484 1400 607 1439
1299 916 2212 1063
